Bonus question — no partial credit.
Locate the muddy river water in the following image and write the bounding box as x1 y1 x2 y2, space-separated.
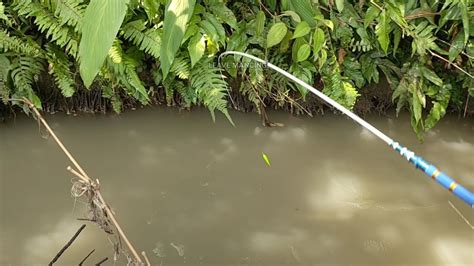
1 108 473 265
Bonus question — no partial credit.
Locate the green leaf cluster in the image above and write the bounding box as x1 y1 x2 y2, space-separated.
0 0 472 135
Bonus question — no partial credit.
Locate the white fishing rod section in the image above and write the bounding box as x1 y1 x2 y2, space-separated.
219 51 474 208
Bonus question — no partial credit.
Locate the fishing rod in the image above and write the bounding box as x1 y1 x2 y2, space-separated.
219 51 474 208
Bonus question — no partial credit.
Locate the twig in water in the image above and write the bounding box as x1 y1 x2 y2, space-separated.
79 249 95 266
21 97 143 264
95 257 109 265
49 224 86 265
463 94 470 118
142 251 151 266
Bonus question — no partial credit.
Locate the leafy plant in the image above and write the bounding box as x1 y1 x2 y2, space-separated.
0 0 472 137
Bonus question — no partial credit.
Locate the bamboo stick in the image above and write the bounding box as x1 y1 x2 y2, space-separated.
22 98 143 264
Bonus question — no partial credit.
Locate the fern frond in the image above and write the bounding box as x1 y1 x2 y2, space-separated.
162 77 175 105
46 44 75 97
0 30 42 56
240 81 261 113
10 56 44 107
0 2 8 22
104 40 149 104
121 19 161 58
321 54 360 109
14 0 79 57
176 82 197 107
102 85 122 113
0 55 11 101
170 55 190 79
108 42 123 64
54 0 85 32
410 21 438 56
190 58 232 124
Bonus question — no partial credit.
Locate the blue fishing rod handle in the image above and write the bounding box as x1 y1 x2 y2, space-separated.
391 142 474 208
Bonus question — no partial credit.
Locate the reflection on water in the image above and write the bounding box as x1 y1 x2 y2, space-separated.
1 107 473 265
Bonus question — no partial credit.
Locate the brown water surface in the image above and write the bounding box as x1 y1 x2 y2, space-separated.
1 108 473 265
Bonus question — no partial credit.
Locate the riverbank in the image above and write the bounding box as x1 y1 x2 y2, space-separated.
2 79 472 126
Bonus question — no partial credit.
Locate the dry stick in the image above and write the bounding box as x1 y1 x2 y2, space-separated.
49 224 86 266
141 251 151 266
67 168 143 263
429 51 474 79
463 94 470 118
22 100 92 183
95 257 109 265
21 98 143 264
79 249 96 266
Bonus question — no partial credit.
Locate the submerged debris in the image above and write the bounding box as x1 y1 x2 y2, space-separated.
153 242 166 258
170 242 185 257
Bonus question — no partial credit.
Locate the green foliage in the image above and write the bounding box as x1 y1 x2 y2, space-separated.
267 22 287 48
47 44 75 97
10 56 44 108
13 0 83 57
79 0 130 88
161 0 196 78
121 19 162 59
1 0 472 135
190 57 233 124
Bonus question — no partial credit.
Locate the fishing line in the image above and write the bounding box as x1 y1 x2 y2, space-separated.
219 51 474 208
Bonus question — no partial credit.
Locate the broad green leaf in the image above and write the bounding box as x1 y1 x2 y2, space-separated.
203 12 226 45
392 27 401 56
449 31 464 62
318 49 327 70
256 11 266 36
439 5 461 30
262 152 271 166
188 34 205 67
292 21 310 39
209 2 237 30
288 0 316 27
364 6 380 28
161 0 196 78
421 67 443 87
200 20 219 42
386 1 408 28
282 10 301 23
412 90 422 123
265 0 277 11
459 1 469 44
297 43 311 62
267 22 287 48
335 0 344 12
375 10 391 54
292 38 305 61
322 19 334 31
279 30 293 52
0 2 8 22
425 101 447 130
312 27 325 55
184 23 199 43
416 88 426 108
79 0 129 88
